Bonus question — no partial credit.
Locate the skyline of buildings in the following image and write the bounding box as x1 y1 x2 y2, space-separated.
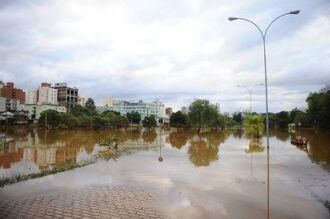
1 80 224 121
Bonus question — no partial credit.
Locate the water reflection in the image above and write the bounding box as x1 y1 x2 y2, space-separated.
294 130 330 167
245 138 265 183
188 134 219 167
168 131 188 149
1 128 329 182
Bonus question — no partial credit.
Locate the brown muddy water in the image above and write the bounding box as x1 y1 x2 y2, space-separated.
0 127 329 218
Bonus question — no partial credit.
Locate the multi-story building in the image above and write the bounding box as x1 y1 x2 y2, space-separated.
103 97 113 107
0 82 25 103
0 97 23 112
25 91 37 104
37 83 58 105
99 99 166 120
53 83 78 110
23 104 66 120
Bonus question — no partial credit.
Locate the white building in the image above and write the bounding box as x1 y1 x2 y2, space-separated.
78 97 87 107
103 97 113 107
25 91 37 104
0 97 23 112
98 99 166 120
23 104 66 120
38 83 58 105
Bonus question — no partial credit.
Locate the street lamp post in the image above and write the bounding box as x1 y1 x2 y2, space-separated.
228 10 300 219
237 83 263 113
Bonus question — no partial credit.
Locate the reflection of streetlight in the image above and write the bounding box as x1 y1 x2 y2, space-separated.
229 10 300 219
237 83 263 113
245 139 265 184
158 128 163 162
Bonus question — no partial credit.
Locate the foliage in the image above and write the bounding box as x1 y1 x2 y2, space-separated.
306 87 330 128
232 112 243 125
126 111 141 124
85 98 96 111
170 111 188 130
212 114 235 129
142 115 157 130
243 115 264 138
188 99 218 133
109 115 129 128
102 110 120 116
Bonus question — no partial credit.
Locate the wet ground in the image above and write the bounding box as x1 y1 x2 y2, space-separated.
0 128 329 218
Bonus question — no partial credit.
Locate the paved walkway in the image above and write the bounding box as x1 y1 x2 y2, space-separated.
0 185 165 219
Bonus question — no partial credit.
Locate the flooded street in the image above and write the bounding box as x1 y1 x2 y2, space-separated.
0 127 329 218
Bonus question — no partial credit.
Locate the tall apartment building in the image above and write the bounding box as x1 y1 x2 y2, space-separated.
25 90 37 104
37 83 58 105
53 83 78 110
0 82 25 103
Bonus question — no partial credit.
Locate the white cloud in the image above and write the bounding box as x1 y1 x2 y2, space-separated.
0 0 329 112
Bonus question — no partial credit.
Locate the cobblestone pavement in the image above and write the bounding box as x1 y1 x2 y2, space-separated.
0 185 165 219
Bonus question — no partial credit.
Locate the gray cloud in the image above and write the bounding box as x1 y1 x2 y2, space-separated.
0 0 329 113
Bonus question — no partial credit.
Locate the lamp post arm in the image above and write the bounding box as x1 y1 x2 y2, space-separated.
264 12 291 38
235 17 264 39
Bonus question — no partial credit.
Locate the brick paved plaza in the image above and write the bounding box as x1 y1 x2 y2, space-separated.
0 185 165 219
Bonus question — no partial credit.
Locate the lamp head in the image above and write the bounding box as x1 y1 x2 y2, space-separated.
289 10 300 15
228 17 238 21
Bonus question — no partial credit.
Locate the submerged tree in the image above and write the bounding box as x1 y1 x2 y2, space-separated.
170 111 189 130
243 115 264 138
142 115 157 130
188 99 218 133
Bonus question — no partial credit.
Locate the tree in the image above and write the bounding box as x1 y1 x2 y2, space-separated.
277 111 290 129
233 112 243 125
85 98 96 111
188 99 218 133
39 110 61 128
243 115 264 138
170 111 188 130
142 115 157 130
102 110 120 116
126 111 141 124
109 115 129 128
306 87 330 128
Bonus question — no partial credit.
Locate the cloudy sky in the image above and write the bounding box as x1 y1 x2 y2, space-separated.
0 0 329 112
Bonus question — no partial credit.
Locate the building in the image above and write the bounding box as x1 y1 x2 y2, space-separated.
0 97 23 112
165 107 173 117
99 99 166 120
37 83 58 105
25 91 37 104
103 97 113 107
23 104 67 120
0 82 25 103
78 97 87 107
53 83 78 110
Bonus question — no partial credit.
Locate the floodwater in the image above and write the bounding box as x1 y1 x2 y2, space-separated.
0 127 329 218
